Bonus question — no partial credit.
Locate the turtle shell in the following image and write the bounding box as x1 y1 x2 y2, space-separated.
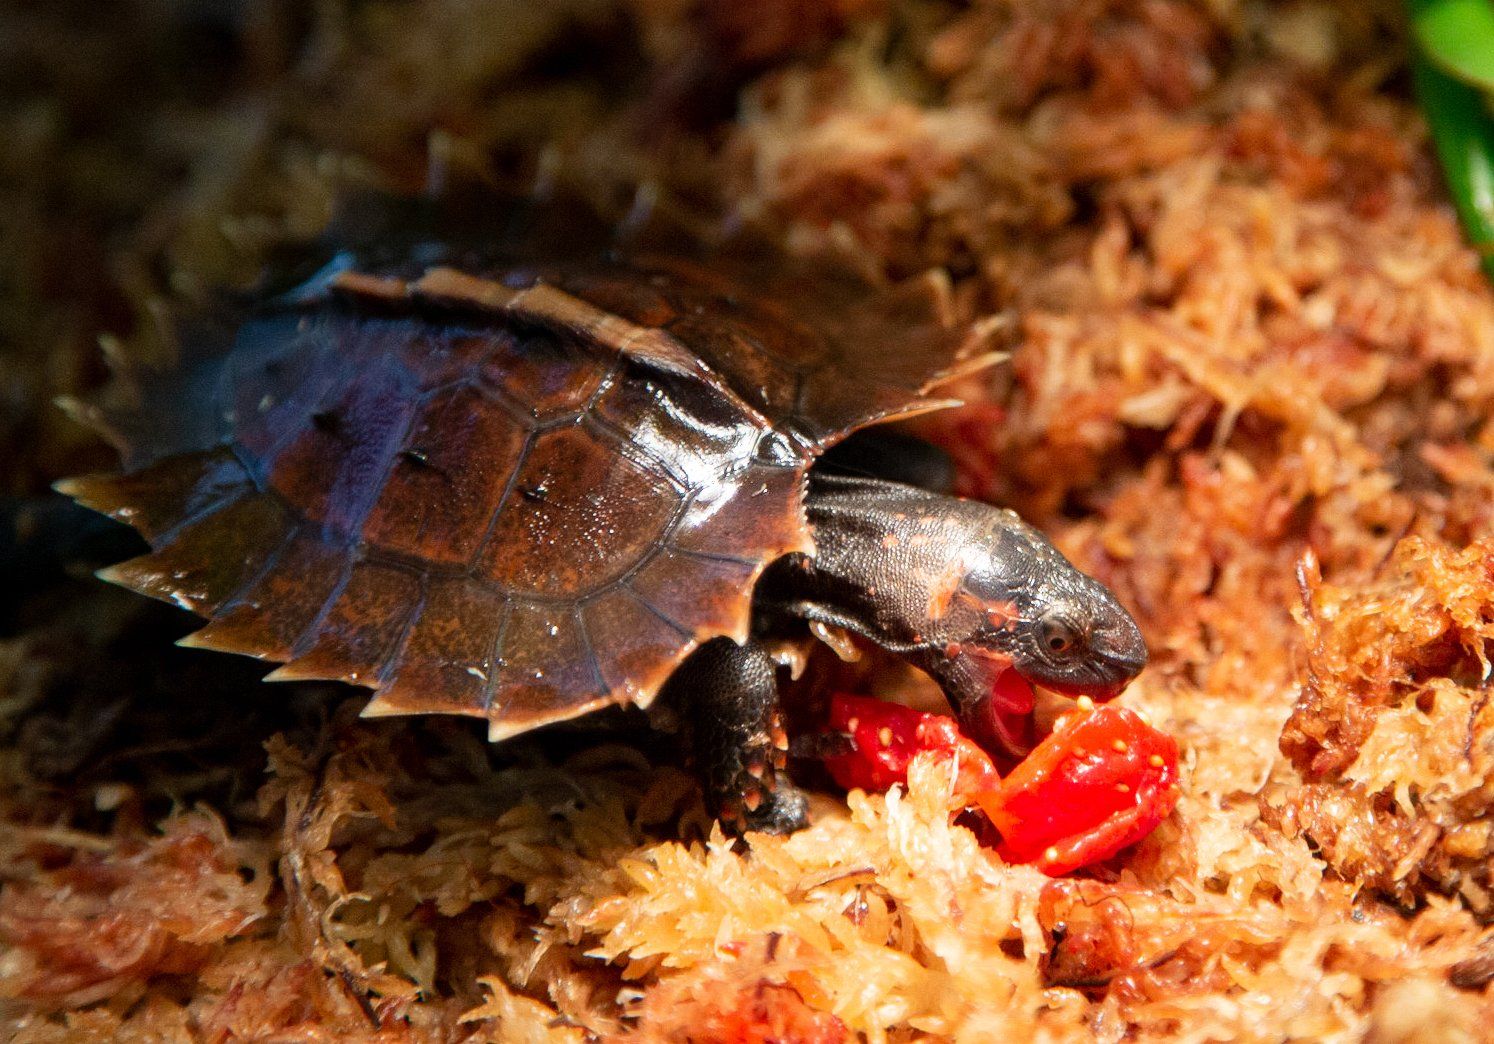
59 195 989 740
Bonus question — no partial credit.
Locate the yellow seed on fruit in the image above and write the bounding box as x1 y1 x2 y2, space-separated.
878 727 893 747
847 717 860 733
1113 739 1128 753
1076 696 1095 712
1149 754 1165 768
1044 847 1060 863
1116 783 1130 794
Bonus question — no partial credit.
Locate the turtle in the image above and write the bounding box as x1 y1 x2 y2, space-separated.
57 191 1147 833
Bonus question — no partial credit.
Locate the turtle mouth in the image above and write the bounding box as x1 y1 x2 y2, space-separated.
965 667 1038 760
957 653 1137 761
976 669 1134 760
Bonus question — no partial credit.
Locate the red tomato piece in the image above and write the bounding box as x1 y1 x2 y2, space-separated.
822 694 924 792
822 694 999 804
973 703 1180 876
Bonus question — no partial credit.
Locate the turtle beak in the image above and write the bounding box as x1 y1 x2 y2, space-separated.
1088 612 1149 698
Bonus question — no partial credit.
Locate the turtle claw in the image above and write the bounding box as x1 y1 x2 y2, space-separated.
736 784 808 835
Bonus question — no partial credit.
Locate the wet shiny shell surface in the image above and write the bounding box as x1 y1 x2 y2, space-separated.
62 206 978 739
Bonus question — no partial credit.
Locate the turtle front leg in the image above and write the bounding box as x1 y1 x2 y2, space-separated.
669 636 808 834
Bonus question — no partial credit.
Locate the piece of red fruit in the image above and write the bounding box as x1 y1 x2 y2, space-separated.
974 703 1180 876
822 693 999 805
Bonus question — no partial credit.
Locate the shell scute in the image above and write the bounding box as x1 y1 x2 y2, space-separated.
475 326 613 418
588 364 762 491
105 491 292 617
57 447 253 542
185 530 347 659
226 313 346 460
366 577 509 717
360 383 529 565
400 327 496 391
266 359 418 535
267 559 423 686
580 587 690 704
663 312 801 421
656 278 829 372
629 548 760 644
486 602 610 740
551 269 680 328
668 464 807 560
474 420 682 597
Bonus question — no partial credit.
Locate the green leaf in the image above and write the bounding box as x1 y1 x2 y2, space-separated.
1411 0 1494 91
1413 50 1494 275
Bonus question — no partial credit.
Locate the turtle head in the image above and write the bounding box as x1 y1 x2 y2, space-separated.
907 504 1148 758
789 474 1147 759
963 509 1148 698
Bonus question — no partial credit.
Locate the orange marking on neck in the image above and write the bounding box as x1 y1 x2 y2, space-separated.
925 559 966 622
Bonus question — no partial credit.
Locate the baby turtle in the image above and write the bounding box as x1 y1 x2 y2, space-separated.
59 193 1146 833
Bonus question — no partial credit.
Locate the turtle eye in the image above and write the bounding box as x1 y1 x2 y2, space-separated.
1040 616 1081 656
